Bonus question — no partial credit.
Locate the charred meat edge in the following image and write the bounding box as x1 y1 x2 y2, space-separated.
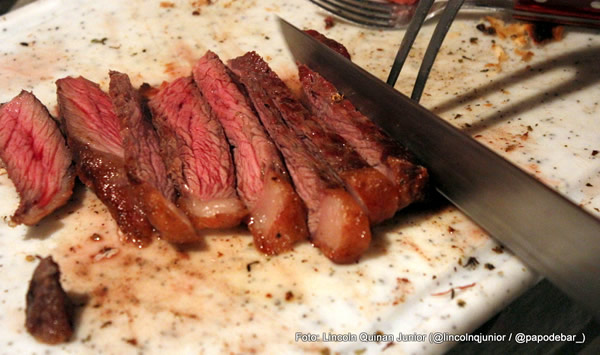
0 91 75 226
229 52 371 264
193 51 308 254
304 29 351 60
298 64 428 210
57 76 155 246
254 57 399 224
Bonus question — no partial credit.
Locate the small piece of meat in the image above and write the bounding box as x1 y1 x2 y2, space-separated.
229 52 371 263
324 16 335 30
193 51 308 254
25 256 73 344
0 91 75 226
148 76 246 230
239 54 398 224
298 64 428 210
304 29 351 60
57 76 155 246
109 71 198 243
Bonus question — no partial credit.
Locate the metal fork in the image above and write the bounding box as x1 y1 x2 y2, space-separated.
309 0 465 102
308 0 449 29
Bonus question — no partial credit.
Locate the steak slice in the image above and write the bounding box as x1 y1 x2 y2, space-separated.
229 52 371 264
148 76 246 230
193 51 308 254
243 56 399 224
304 29 351 60
25 256 73 344
57 76 155 246
0 91 75 226
109 71 198 243
298 64 429 210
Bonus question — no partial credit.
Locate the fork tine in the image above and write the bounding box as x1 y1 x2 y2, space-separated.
386 0 436 87
329 0 396 20
308 0 400 28
331 0 409 12
411 0 465 102
310 0 394 20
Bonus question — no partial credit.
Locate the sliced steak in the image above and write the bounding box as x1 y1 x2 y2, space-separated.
193 51 308 254
57 76 155 246
25 256 73 344
0 91 75 226
109 71 176 200
304 29 351 60
109 71 198 243
229 52 371 264
148 76 246 230
242 55 398 224
298 64 429 210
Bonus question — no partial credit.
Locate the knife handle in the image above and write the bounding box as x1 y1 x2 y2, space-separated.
513 0 600 27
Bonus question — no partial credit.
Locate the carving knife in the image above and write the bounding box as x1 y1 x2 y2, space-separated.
278 17 600 319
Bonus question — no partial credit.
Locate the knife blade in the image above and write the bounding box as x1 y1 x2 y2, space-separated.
278 17 600 319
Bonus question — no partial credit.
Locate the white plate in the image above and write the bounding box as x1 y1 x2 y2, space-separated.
1 1 598 354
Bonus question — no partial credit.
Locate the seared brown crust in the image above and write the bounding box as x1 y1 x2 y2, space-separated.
25 256 73 344
339 167 399 222
298 64 429 209
246 169 308 254
304 29 351 60
316 189 371 263
109 71 198 243
132 182 199 243
68 139 156 246
253 59 398 224
229 52 371 263
193 51 308 254
0 91 75 226
57 76 155 247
